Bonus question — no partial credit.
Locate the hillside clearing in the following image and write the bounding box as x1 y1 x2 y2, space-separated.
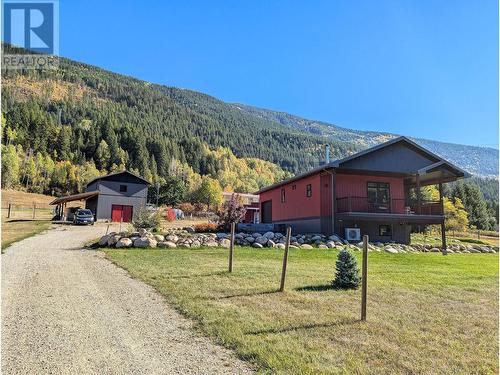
105 247 498 374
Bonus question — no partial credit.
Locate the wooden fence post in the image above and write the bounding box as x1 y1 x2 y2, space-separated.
7 203 12 219
228 222 235 272
361 234 368 321
32 203 36 219
279 227 292 292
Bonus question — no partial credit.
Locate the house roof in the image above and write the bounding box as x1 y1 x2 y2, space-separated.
256 136 470 194
86 170 151 187
50 191 99 205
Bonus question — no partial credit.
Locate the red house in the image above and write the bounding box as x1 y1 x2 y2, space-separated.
257 137 469 245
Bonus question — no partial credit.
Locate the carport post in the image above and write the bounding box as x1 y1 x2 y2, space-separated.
361 235 368 321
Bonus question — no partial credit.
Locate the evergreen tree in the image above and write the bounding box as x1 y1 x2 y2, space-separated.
332 249 360 290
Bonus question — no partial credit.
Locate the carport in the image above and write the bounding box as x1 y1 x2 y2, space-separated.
50 191 100 221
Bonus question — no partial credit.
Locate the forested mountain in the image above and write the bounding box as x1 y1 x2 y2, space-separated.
1 44 497 229
233 104 499 177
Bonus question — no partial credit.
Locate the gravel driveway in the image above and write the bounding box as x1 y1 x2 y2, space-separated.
2 224 253 374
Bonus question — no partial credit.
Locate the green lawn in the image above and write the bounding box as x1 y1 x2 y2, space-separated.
105 247 498 374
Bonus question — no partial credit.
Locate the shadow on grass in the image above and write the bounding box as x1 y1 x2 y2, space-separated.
247 318 358 335
217 290 279 299
295 284 335 292
168 271 228 279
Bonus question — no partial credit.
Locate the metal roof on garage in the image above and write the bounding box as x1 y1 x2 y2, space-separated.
50 191 99 205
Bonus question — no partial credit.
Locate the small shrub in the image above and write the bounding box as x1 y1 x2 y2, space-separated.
178 202 195 214
194 223 219 233
332 249 360 289
132 207 161 231
217 193 247 232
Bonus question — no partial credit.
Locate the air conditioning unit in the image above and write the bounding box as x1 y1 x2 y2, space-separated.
345 228 361 241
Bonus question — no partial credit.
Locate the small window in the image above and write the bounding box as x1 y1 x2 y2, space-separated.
281 188 286 203
292 184 297 190
379 225 392 236
119 184 128 192
306 184 312 198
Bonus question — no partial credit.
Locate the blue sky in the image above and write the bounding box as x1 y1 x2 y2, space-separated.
59 0 498 148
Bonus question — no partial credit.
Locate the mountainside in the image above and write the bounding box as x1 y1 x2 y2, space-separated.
1 44 497 200
232 104 499 177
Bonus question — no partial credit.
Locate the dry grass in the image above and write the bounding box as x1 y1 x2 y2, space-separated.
105 247 498 374
2 189 54 207
1 220 52 250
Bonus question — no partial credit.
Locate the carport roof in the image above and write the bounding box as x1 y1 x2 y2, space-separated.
50 191 99 205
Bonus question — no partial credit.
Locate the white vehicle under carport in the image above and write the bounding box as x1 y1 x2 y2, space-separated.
73 209 95 225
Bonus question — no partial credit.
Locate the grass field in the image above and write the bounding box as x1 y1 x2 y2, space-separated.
411 232 499 247
1 220 52 250
105 247 498 374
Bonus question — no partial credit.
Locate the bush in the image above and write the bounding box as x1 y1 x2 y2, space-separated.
194 223 219 233
132 207 161 232
217 193 247 232
178 202 195 214
332 249 360 289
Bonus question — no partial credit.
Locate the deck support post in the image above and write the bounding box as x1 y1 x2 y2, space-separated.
416 173 421 215
439 183 447 255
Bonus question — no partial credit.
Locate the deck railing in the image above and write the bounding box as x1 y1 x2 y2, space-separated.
336 196 442 215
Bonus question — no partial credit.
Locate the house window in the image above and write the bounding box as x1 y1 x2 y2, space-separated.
281 188 286 203
367 182 390 203
306 184 312 197
292 184 297 190
379 225 392 236
119 184 128 192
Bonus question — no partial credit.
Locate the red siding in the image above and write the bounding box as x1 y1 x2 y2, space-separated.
336 174 406 213
260 173 322 221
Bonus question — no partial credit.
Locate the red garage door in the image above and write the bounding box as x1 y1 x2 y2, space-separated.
111 205 133 222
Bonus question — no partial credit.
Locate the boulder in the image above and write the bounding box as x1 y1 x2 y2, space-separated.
216 232 228 239
301 244 313 249
263 231 275 239
326 241 336 249
311 235 322 241
384 246 398 254
252 242 263 248
133 237 157 248
165 235 179 243
289 245 300 249
267 239 276 248
219 238 231 248
158 241 177 249
99 234 112 246
107 234 122 246
429 247 440 253
185 226 196 233
191 240 201 249
255 236 269 245
252 232 262 238
245 236 255 243
115 238 133 248
205 241 219 247
275 243 286 249
154 234 165 242
318 244 328 249
178 243 191 248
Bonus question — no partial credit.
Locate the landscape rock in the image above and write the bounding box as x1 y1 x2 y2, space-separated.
384 246 398 254
263 231 275 239
133 237 157 248
154 234 165 242
301 244 313 249
252 242 263 248
158 241 177 248
219 238 231 248
115 238 133 248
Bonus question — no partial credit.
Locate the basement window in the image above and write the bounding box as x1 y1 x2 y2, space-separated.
119 184 128 192
379 225 392 236
281 188 286 203
306 184 312 198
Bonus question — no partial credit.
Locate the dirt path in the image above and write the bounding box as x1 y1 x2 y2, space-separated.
2 224 252 374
